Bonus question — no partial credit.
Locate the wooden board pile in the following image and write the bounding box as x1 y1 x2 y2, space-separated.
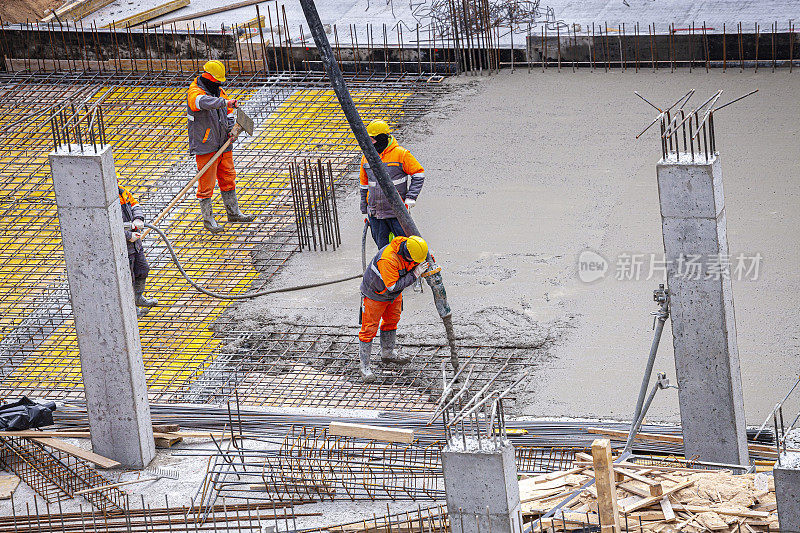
519 450 779 532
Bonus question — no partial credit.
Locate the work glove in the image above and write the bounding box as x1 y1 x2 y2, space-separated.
132 219 144 231
129 232 142 243
404 198 416 210
413 261 429 278
227 99 239 109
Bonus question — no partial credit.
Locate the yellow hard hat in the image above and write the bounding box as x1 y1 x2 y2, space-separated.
367 119 391 137
203 60 226 82
406 235 428 263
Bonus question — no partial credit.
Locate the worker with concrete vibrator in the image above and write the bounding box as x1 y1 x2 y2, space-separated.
118 183 158 318
187 60 255 233
358 235 432 382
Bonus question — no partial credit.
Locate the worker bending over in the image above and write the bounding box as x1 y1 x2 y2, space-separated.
119 184 158 318
188 60 255 233
360 120 425 248
358 235 429 382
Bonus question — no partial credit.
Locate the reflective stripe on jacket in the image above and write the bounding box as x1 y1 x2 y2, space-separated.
359 137 424 219
187 74 235 156
119 185 144 255
360 236 418 302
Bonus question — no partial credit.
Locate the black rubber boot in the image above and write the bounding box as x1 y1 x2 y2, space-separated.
133 278 158 307
221 189 256 223
199 198 224 233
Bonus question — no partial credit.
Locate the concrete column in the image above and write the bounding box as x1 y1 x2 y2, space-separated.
49 144 155 469
774 452 800 531
656 153 749 466
441 440 522 533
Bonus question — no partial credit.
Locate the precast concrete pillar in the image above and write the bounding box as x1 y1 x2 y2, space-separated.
441 439 522 533
774 452 800 531
49 144 155 469
656 153 749 466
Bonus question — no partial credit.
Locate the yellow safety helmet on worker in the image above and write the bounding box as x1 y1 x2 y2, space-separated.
203 60 226 83
367 119 391 137
404 235 428 263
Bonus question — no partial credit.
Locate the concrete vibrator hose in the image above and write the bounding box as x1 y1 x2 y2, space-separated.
144 223 361 300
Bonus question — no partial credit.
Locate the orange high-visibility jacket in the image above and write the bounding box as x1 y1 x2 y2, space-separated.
360 236 418 302
187 73 235 155
119 185 144 254
359 137 424 219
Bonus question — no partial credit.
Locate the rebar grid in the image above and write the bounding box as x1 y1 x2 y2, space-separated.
1 498 309 533
0 69 449 411
0 436 128 512
177 325 529 412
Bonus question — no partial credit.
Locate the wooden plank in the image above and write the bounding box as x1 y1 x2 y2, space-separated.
660 498 675 522
648 483 664 497
592 439 621 533
31 438 121 469
621 480 694 513
151 0 273 28
613 466 658 486
328 422 414 444
151 424 180 433
42 0 118 21
100 0 191 29
0 474 20 499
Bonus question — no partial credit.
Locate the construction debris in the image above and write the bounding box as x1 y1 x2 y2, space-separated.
522 454 780 532
99 0 190 29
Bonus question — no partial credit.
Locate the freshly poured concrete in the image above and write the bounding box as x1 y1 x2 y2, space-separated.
236 69 800 425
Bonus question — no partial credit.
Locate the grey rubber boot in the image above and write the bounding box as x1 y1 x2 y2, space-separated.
199 198 224 233
359 340 376 383
380 329 410 364
136 307 148 319
133 278 158 307
221 189 256 223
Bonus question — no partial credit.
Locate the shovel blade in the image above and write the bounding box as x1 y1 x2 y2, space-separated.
236 108 255 136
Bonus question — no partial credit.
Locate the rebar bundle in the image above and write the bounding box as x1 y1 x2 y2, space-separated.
290 158 342 252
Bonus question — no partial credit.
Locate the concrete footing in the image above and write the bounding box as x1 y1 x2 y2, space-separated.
774 452 800 532
49 144 155 469
656 153 749 466
441 439 522 533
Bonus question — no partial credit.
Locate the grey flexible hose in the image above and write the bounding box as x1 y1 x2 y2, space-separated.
362 218 369 272
144 223 360 300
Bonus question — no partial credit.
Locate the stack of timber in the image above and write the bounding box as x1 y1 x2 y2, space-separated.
520 449 779 532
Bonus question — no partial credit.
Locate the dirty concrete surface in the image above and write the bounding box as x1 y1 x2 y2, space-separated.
236 69 800 425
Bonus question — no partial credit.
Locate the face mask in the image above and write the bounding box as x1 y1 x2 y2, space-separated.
373 134 390 153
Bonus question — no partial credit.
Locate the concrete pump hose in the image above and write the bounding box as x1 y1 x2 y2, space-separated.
144 223 360 300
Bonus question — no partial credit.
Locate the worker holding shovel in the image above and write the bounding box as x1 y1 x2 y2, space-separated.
187 60 255 233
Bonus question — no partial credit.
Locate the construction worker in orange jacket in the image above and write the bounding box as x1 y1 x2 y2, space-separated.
360 119 425 248
119 184 158 318
188 60 255 233
359 235 429 382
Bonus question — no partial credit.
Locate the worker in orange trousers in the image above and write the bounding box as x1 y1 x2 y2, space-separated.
358 235 429 382
187 60 255 233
